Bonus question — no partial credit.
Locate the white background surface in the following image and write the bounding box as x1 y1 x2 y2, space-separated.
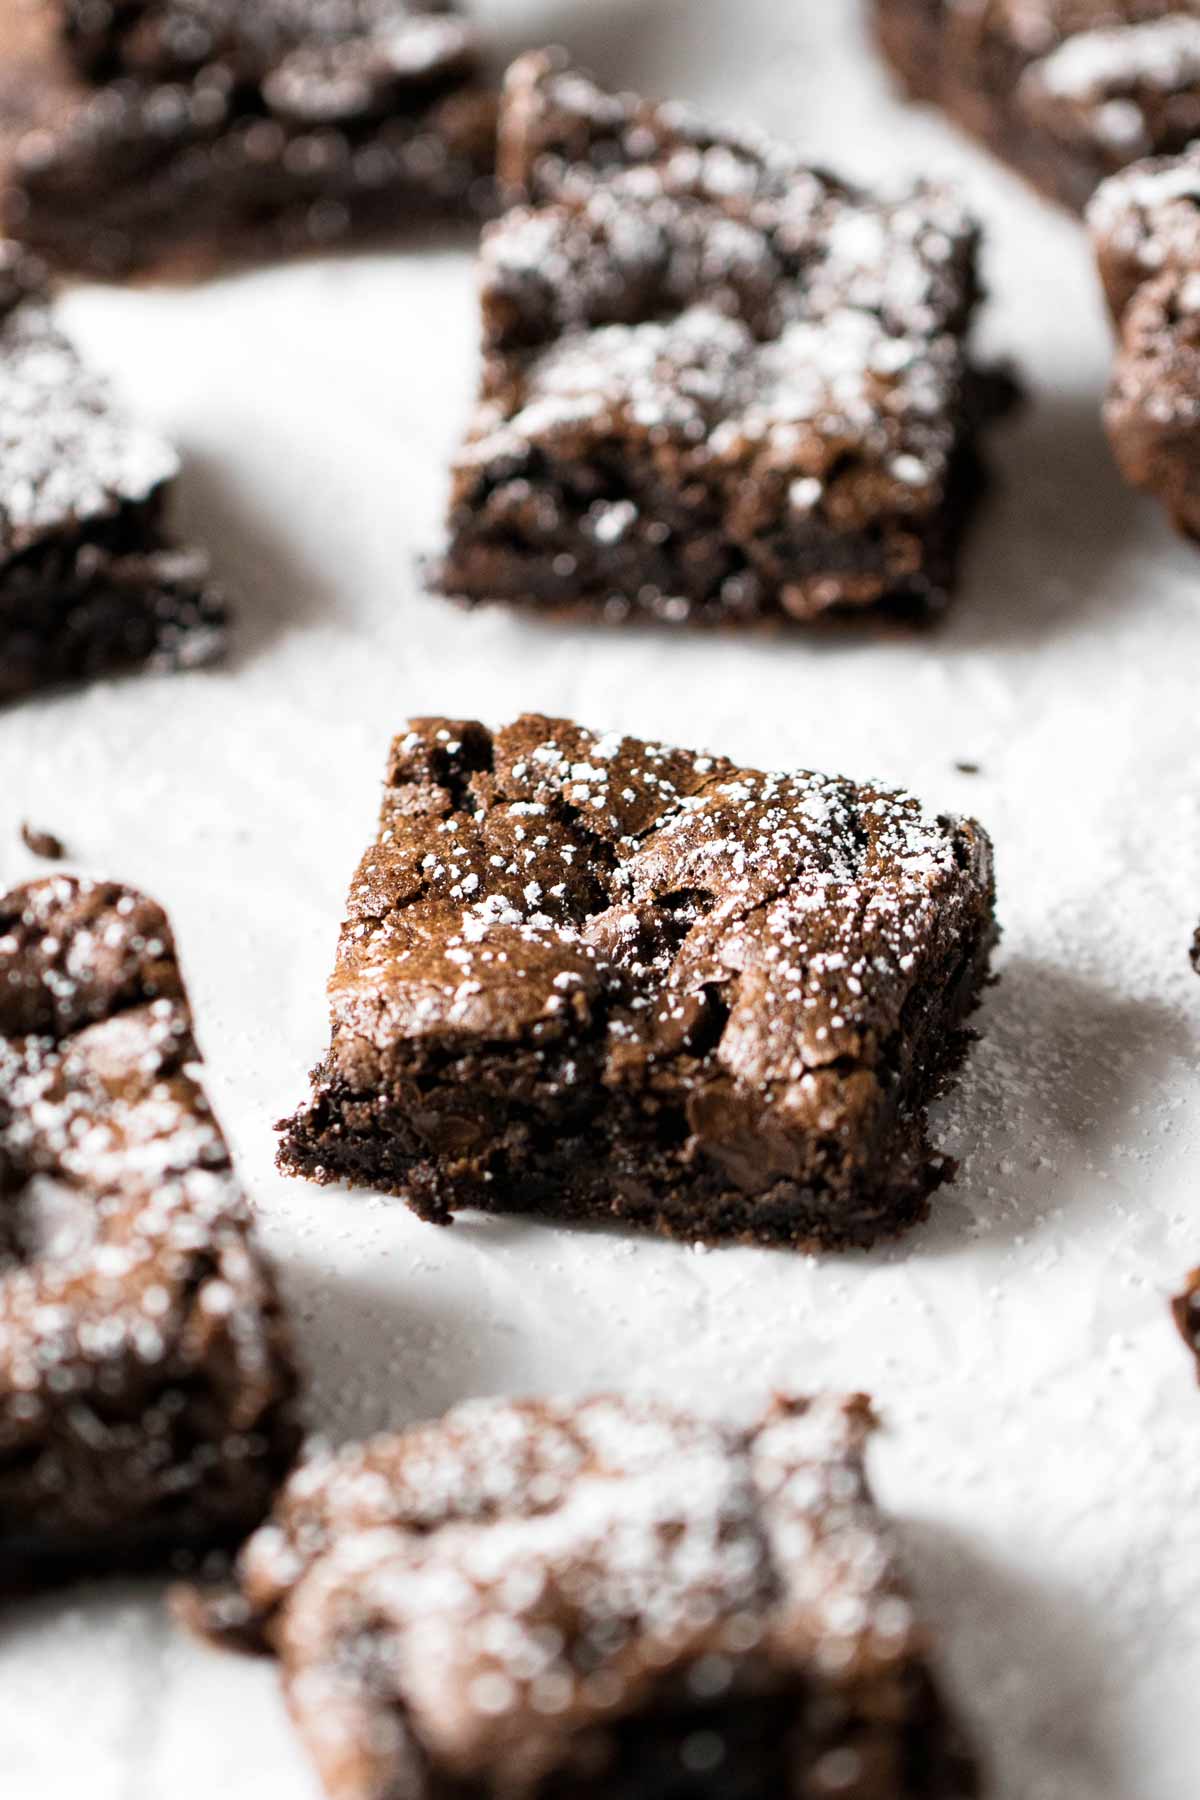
2 2 1199 1795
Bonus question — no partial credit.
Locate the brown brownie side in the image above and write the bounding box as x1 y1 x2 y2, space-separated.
873 1 1200 214
436 52 995 629
0 0 496 280
0 875 299 1579
278 715 997 1251
193 1393 981 1800
1088 148 1200 538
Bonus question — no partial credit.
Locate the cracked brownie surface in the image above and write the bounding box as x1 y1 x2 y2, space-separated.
436 52 997 628
195 1392 980 1800
0 0 495 278
1088 145 1200 535
278 714 997 1250
0 238 225 701
0 874 299 1577
874 0 1200 212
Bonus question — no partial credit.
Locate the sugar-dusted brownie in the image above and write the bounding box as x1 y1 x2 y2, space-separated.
278 715 997 1250
0 875 299 1578
1087 146 1200 537
0 0 496 279
874 1 1200 214
435 52 998 628
0 239 226 702
192 1392 981 1800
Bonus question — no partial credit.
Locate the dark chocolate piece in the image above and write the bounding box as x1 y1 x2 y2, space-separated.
0 240 226 701
19 822 65 859
435 52 997 628
1173 1268 1200 1374
0 0 496 279
194 1392 981 1800
1088 147 1200 537
278 714 997 1250
0 874 299 1578
873 1 1200 214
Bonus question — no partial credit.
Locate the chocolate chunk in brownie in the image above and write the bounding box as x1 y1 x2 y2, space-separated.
278 714 997 1250
873 1 1200 214
434 51 1000 628
0 874 299 1579
1087 146 1200 537
192 1392 980 1800
0 240 226 701
0 0 496 279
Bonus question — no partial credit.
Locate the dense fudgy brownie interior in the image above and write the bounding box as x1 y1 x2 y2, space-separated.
0 0 496 278
0 875 299 1577
279 714 997 1250
0 239 225 701
194 1393 980 1800
874 0 1200 213
437 52 993 627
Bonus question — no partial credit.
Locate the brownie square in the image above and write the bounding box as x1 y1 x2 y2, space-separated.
873 1 1200 214
435 52 997 628
1088 146 1200 537
0 239 226 702
195 1393 980 1800
0 0 496 279
0 875 299 1577
278 714 997 1250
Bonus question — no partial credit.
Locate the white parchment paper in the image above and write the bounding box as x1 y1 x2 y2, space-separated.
2 3 1199 1795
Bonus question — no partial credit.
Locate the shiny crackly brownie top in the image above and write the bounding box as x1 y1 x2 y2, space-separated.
61 0 477 96
462 54 981 534
325 716 993 1120
0 876 293 1535
214 1393 964 1795
0 239 177 557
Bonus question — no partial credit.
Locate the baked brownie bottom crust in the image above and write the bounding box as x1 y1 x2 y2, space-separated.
279 715 997 1251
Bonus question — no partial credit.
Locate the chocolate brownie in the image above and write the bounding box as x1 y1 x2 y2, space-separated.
1087 146 1200 536
0 874 299 1578
193 1392 981 1800
873 2 1200 213
0 239 226 702
0 0 495 279
278 715 997 1250
1173 1269 1200 1373
435 52 999 627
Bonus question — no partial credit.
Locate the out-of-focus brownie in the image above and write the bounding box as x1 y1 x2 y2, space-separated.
0 238 225 701
1173 1268 1200 1374
192 1392 981 1800
873 1 1200 213
1088 145 1200 536
278 714 997 1250
0 0 496 279
0 875 299 1579
435 52 1000 628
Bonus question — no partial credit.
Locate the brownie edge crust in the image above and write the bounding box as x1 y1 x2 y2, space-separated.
278 715 998 1250
192 1393 982 1800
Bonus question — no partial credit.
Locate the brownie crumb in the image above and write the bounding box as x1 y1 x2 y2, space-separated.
19 822 65 860
954 761 982 776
